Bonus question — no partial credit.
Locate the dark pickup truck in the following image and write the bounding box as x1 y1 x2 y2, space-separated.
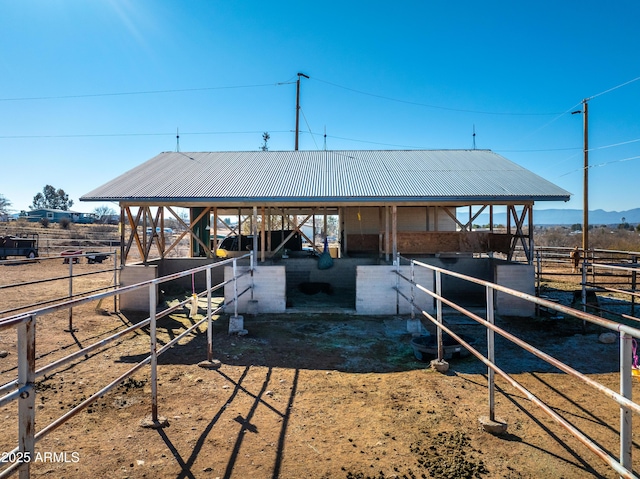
215 230 303 257
0 234 39 260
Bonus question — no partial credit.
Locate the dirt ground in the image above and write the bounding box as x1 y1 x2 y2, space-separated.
1 258 640 478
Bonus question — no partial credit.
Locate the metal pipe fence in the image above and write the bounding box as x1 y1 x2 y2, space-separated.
530 247 640 320
395 255 640 479
0 252 253 478
0 252 120 319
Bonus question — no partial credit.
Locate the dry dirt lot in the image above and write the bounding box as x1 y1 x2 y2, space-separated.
0 258 639 478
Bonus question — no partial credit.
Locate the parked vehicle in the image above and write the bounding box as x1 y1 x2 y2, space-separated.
86 251 109 264
61 249 83 264
145 227 174 235
215 230 303 257
0 234 39 259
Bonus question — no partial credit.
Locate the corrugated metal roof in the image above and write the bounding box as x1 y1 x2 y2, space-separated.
80 150 571 204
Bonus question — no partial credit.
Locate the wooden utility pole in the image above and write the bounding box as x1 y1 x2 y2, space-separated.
572 99 590 254
295 72 309 151
582 99 589 253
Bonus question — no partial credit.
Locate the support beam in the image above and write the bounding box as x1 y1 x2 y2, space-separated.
392 205 398 261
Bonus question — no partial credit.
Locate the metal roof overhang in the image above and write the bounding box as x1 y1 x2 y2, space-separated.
94 194 569 208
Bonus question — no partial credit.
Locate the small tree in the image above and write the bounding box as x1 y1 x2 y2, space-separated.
59 217 72 230
93 205 117 224
0 194 11 217
260 132 270 151
32 185 73 210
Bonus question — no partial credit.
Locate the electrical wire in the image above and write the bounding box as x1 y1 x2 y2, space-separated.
0 83 285 102
559 155 640 177
299 107 319 150
589 137 640 152
311 77 566 116
0 130 291 139
588 75 640 101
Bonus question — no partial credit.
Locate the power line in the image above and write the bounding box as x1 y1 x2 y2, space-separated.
588 75 640 101
589 137 640 151
0 83 284 102
496 147 581 153
0 130 291 139
311 77 565 116
559 155 640 177
299 107 318 150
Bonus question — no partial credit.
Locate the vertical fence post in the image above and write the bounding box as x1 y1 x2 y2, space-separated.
233 258 238 318
620 331 633 472
250 250 255 301
435 270 443 361
486 285 495 422
395 256 400 315
113 250 118 313
632 256 637 317
536 250 541 297
410 260 415 320
149 283 158 422
206 266 213 362
17 315 35 479
65 257 77 332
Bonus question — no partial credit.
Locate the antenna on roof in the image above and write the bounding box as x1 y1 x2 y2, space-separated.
176 127 180 152
323 125 327 151
472 124 476 150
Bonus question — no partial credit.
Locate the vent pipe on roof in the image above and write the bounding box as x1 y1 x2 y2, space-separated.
472 125 476 150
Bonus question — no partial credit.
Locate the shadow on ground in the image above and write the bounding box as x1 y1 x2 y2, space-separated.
118 300 622 375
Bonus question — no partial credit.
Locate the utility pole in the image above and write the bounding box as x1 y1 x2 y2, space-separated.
582 99 589 253
295 72 309 151
572 99 589 253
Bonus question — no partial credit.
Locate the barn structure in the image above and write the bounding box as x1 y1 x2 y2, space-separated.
81 149 570 316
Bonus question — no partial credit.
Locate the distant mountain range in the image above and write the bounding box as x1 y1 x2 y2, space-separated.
467 208 640 226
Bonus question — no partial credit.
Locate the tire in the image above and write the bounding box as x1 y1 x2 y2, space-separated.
26 251 36 259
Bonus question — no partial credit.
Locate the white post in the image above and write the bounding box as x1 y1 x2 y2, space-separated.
113 250 118 313
620 331 633 472
149 283 158 421
17 316 35 479
435 270 443 361
206 267 213 362
410 260 415 320
66 256 76 332
486 285 495 422
233 258 238 318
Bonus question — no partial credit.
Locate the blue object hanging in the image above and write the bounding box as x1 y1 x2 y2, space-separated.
317 237 334 270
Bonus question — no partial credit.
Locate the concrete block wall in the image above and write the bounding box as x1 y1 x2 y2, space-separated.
494 263 535 317
119 264 158 311
156 258 225 291
283 257 377 290
355 265 434 315
224 265 286 313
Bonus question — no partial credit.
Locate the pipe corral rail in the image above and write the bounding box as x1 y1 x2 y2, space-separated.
0 251 120 322
531 246 640 318
0 252 254 478
395 254 640 479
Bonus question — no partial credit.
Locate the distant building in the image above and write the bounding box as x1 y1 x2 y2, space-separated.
27 208 97 224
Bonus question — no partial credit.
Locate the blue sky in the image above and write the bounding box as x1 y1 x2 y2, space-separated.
1 1 639 214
